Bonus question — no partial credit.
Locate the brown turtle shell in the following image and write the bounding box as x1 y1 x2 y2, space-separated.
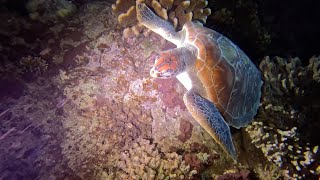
183 22 262 128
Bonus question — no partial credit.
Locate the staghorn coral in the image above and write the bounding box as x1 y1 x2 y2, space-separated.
0 1 244 179
112 0 211 38
116 138 197 179
1 1 308 178
246 56 320 179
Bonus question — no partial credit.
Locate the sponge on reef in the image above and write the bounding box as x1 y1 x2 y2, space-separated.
112 0 211 38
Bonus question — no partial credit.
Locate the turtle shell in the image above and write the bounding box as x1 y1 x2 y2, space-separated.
183 22 263 128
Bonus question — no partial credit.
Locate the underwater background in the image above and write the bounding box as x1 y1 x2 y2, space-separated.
0 0 319 179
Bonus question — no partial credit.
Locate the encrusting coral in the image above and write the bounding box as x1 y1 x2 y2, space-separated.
246 56 320 179
116 138 197 179
112 0 211 38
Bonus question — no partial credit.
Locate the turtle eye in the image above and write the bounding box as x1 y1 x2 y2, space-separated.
137 3 142 9
165 57 172 63
161 69 173 76
167 54 177 63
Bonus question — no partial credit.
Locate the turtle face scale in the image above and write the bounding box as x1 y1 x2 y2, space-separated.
150 50 185 78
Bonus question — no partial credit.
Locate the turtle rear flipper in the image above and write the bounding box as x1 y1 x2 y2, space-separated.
184 89 237 161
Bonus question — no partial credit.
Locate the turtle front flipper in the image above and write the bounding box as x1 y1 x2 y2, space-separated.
184 88 237 161
136 3 180 45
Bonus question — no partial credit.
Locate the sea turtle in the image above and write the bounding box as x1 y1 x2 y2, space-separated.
136 3 263 160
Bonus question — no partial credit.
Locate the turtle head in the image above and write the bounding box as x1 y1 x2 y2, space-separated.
150 51 184 78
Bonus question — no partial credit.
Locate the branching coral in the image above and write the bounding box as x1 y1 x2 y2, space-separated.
116 138 197 179
112 0 211 38
18 55 48 76
260 56 319 97
259 56 320 124
246 56 320 179
246 122 319 179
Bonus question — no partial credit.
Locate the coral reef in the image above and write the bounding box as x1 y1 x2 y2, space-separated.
1 0 319 179
246 56 320 179
1 2 238 178
116 138 197 179
112 0 211 38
